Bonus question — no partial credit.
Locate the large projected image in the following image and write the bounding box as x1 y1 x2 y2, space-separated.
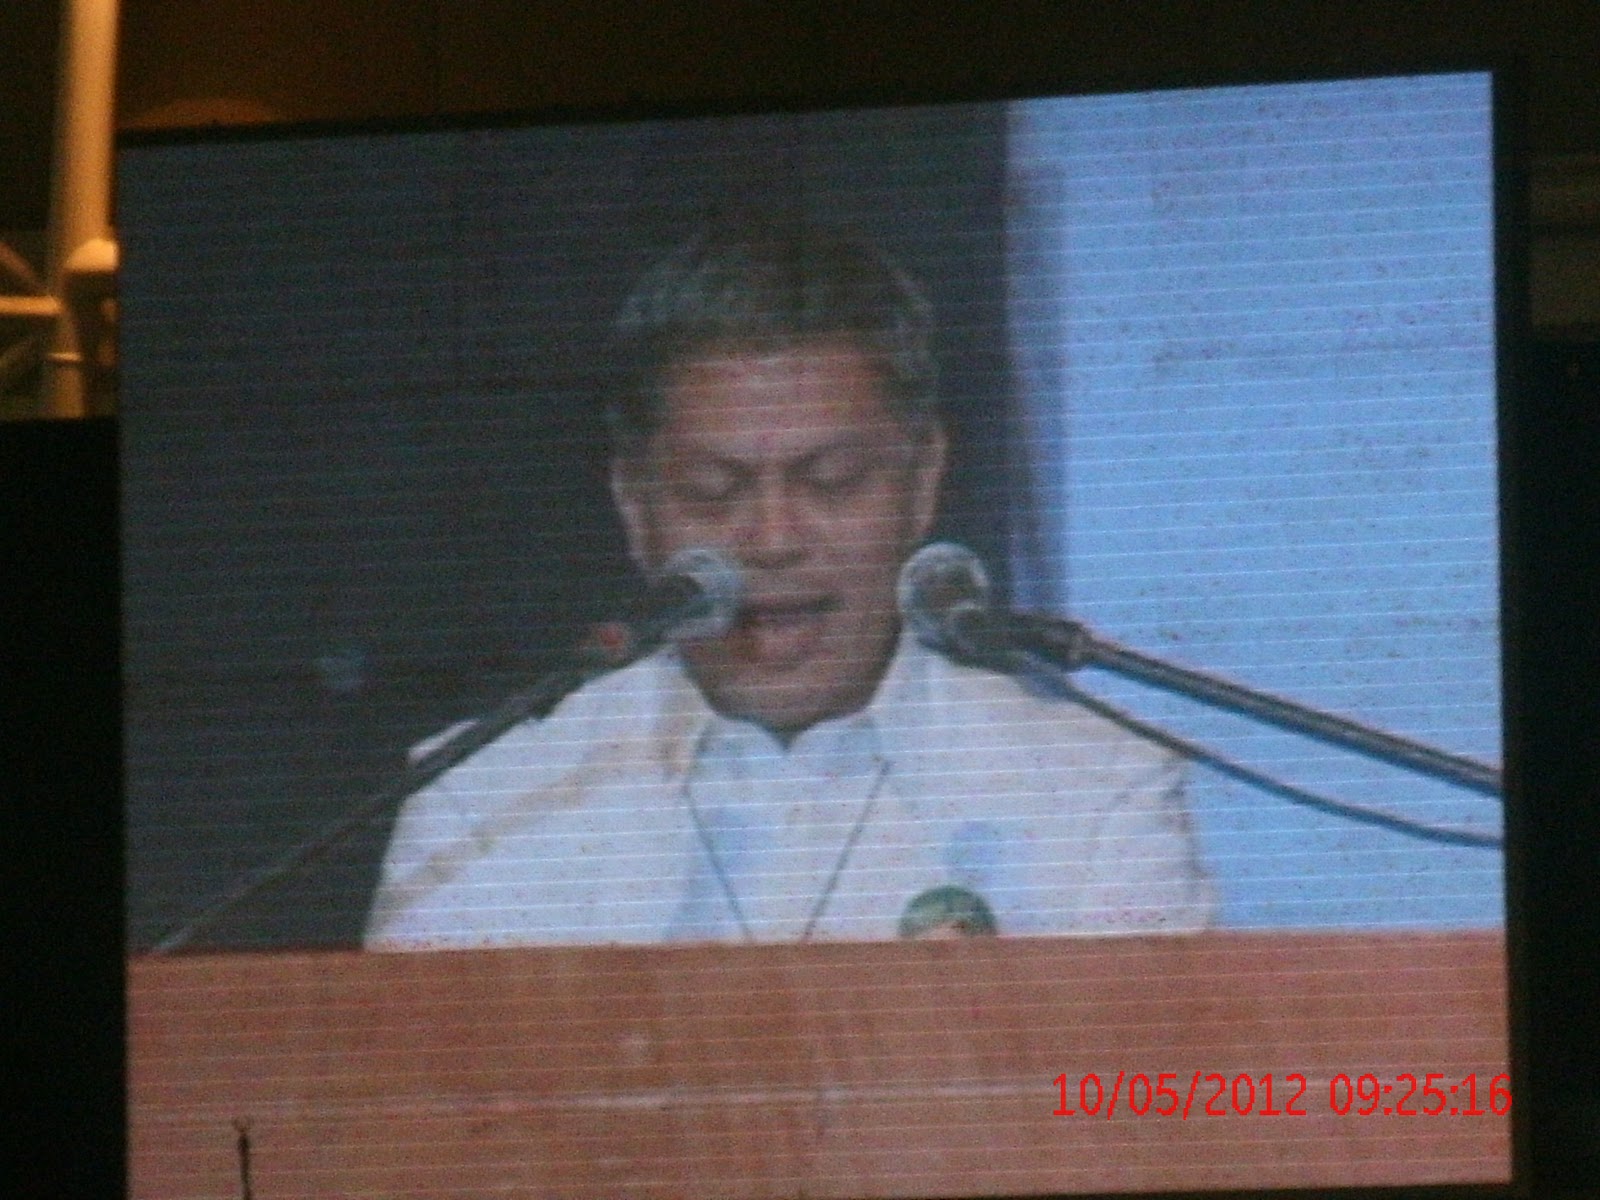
125 73 1501 953
123 70 1510 1197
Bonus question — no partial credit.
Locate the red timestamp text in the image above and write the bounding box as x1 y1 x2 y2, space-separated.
1051 1071 1511 1119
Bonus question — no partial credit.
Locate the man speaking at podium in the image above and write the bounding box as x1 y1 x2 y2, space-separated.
365 217 1214 949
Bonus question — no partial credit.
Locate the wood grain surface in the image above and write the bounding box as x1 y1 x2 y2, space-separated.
128 931 1510 1198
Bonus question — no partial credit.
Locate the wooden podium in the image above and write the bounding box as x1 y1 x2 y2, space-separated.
128 932 1510 1197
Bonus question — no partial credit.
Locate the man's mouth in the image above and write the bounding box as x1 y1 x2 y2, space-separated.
728 596 835 664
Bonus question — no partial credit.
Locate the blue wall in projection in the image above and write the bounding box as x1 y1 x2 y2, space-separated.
1006 74 1503 927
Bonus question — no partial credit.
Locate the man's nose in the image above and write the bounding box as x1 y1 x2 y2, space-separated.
742 475 806 566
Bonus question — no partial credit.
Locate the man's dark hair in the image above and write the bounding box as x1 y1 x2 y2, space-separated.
608 215 939 454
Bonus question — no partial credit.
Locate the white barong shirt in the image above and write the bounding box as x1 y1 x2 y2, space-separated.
365 638 1215 948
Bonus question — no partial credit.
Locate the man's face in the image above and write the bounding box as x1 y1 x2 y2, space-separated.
612 337 945 737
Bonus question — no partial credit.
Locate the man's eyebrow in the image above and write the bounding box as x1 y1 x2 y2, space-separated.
663 432 879 469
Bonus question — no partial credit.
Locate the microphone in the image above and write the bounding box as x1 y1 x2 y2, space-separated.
897 541 989 645
584 547 744 666
896 541 1017 665
645 547 744 641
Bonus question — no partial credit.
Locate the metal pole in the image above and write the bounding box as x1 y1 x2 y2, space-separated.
44 0 120 419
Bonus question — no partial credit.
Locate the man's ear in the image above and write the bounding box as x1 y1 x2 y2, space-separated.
908 424 947 541
609 456 655 572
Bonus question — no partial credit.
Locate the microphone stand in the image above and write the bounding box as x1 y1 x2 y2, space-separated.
971 610 1502 798
147 628 639 954
150 548 743 953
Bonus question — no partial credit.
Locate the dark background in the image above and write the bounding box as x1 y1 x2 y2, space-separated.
4 2 1597 1196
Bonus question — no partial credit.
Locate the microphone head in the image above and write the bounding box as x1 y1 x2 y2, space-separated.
659 546 744 640
897 542 991 650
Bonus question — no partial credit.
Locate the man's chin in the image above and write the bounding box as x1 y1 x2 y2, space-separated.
707 679 829 737
682 622 897 736
689 668 859 740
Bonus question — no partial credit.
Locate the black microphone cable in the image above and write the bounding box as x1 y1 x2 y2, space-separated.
1050 677 1502 850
